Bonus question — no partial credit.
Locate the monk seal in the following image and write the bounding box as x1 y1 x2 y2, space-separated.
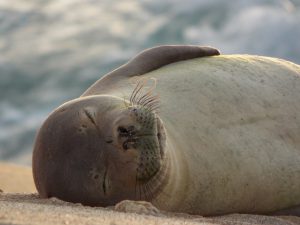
32 45 300 216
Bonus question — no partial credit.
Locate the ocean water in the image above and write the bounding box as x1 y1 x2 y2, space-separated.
1 0 300 165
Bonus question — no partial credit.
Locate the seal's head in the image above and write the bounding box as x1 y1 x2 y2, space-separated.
32 94 167 206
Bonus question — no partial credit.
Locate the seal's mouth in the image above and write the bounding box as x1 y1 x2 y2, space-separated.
112 105 166 183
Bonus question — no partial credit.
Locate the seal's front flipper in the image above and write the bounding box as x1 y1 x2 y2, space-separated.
125 45 220 76
82 45 220 96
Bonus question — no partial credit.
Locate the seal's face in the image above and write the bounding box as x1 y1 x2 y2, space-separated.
32 95 166 206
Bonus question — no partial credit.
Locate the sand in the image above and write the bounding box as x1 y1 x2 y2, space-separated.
0 162 36 193
0 162 299 225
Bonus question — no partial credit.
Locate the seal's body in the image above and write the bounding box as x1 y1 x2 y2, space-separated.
33 46 300 216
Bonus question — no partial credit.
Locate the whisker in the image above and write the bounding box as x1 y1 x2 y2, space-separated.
140 95 158 107
150 105 160 112
149 99 160 107
130 79 146 106
147 102 160 113
130 81 142 105
137 79 157 105
129 82 137 104
136 79 150 104
134 81 151 106
142 98 159 110
136 91 154 106
129 78 160 112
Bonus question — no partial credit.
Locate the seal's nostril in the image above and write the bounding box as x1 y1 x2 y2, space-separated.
118 126 128 134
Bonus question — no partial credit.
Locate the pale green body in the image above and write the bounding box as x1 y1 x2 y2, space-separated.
83 55 300 215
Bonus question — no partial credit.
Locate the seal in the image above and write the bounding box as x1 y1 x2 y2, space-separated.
32 46 300 216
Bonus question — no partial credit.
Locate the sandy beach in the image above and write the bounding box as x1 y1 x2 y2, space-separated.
0 162 299 225
0 162 36 193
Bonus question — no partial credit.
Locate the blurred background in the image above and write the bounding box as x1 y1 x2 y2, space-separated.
0 0 300 165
